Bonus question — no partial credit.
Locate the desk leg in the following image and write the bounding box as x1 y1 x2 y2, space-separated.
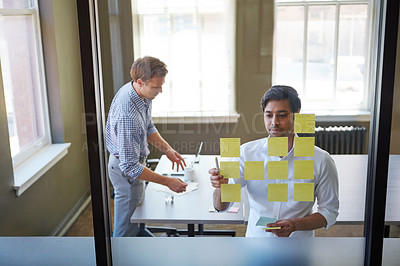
198 224 204 235
136 223 155 237
188 224 195 237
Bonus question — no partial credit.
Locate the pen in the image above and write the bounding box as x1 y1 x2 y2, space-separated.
215 157 220 172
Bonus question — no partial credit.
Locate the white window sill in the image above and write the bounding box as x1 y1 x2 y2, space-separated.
311 111 371 122
152 112 241 124
13 143 71 197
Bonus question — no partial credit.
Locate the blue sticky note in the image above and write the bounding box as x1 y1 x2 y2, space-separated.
255 216 277 226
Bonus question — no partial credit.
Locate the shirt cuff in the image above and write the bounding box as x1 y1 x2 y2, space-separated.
317 207 339 229
147 126 158 136
124 162 145 183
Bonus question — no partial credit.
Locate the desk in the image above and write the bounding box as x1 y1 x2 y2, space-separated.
131 154 400 236
332 154 400 225
130 155 245 237
1 237 399 265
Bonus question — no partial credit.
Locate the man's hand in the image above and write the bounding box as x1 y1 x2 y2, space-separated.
165 148 186 171
209 168 228 188
265 219 296 237
167 178 187 193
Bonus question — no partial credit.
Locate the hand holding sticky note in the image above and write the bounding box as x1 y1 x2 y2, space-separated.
255 216 281 230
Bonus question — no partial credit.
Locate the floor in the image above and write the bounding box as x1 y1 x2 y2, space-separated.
65 198 400 237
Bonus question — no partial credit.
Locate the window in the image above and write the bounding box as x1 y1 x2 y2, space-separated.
0 0 51 167
273 0 372 113
132 0 236 117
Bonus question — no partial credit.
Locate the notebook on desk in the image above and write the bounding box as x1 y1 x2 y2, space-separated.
162 142 203 176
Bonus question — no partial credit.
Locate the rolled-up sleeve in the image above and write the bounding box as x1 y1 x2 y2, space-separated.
315 153 339 229
147 119 158 136
117 116 145 183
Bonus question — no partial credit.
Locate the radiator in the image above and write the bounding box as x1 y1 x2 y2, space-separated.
313 126 367 154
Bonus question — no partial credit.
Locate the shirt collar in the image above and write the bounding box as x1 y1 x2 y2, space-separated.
128 81 151 109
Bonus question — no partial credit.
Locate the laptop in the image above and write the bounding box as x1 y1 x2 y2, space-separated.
162 142 203 176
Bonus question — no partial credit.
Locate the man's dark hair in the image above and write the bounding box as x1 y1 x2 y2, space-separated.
260 85 301 113
130 56 168 82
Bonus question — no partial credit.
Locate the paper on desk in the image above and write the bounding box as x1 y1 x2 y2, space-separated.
227 206 240 213
151 182 198 196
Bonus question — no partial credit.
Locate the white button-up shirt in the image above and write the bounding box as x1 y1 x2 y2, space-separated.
230 137 339 237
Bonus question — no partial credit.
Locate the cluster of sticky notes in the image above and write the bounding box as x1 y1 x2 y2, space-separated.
220 138 241 202
267 114 316 202
219 113 316 203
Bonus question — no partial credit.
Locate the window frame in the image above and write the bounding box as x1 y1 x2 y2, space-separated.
0 0 52 168
272 0 374 114
130 0 238 122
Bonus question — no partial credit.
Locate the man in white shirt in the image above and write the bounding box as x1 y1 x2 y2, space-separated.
209 85 339 237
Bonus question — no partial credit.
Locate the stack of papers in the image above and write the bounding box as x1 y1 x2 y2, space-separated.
256 216 281 230
150 182 199 196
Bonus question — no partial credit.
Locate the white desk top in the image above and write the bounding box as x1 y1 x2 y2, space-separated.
130 155 244 224
332 154 400 224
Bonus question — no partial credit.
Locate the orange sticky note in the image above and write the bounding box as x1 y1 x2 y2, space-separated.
268 137 288 156
268 183 288 202
294 160 314 179
294 183 314 201
221 184 241 202
294 137 315 157
245 161 264 180
268 161 288 179
220 138 240 157
220 161 240 179
294 114 315 133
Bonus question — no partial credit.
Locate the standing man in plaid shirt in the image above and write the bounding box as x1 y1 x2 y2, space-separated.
106 56 187 237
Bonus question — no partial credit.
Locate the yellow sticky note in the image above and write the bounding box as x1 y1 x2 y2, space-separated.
294 160 314 179
245 161 264 180
294 183 314 201
220 161 240 179
268 161 288 179
294 137 315 157
220 138 240 157
268 137 288 156
221 183 241 202
268 183 288 202
294 114 315 133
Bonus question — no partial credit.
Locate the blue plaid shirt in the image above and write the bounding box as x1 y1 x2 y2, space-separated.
106 82 158 182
